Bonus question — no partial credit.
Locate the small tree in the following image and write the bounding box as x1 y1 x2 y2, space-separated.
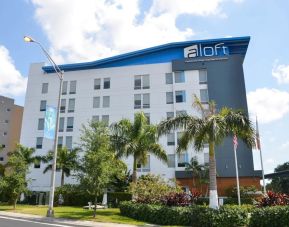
0 154 28 209
267 162 289 194
79 121 125 217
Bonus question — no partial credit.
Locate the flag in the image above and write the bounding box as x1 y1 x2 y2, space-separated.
233 134 238 150
256 116 261 150
44 106 57 139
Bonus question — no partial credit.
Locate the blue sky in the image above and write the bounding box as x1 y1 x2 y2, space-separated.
0 0 289 174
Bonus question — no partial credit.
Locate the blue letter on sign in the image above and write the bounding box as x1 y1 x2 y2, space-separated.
44 106 57 139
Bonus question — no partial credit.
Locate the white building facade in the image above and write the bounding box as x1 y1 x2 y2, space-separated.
21 37 260 192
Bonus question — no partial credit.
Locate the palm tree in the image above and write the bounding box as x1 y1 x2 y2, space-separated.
158 95 255 208
9 144 40 165
42 146 79 186
185 156 203 188
111 112 168 183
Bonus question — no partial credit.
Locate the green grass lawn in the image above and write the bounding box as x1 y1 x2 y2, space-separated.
0 204 146 226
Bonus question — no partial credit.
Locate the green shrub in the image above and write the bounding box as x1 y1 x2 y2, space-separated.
107 192 132 208
249 206 289 227
119 201 250 226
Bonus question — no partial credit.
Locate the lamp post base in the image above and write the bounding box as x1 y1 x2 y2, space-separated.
46 208 54 217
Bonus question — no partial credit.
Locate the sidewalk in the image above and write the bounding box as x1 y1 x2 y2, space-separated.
0 211 144 227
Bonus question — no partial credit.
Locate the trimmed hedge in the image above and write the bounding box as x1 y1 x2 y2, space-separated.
119 201 249 226
249 206 289 227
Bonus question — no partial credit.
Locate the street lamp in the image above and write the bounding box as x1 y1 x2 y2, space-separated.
24 35 63 217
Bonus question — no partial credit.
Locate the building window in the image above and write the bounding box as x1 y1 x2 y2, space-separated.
36 137 43 149
200 89 209 103
165 73 173 84
144 113 150 124
6 108 11 112
204 152 209 164
103 96 110 108
143 94 150 108
166 92 174 104
175 71 185 83
134 94 141 109
42 83 48 94
103 78 110 89
177 132 184 145
69 81 77 94
3 132 7 136
199 70 207 84
38 118 44 130
167 112 174 120
92 115 99 122
102 115 109 126
58 136 63 148
66 117 74 132
167 133 175 146
68 99 75 113
178 153 188 167
34 160 41 168
1 144 6 148
168 154 175 168
65 136 73 150
94 78 101 90
134 75 150 89
93 97 100 108
60 99 66 113
176 110 187 116
175 90 186 103
0 157 4 162
40 100 46 111
137 155 150 172
4 120 8 123
62 81 68 95
59 117 65 132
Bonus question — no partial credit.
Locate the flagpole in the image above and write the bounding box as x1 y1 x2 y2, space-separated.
256 117 266 194
233 135 241 206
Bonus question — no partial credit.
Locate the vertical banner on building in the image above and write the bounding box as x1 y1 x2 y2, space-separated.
44 106 57 140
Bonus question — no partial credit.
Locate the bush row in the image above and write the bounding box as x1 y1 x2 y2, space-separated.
120 201 289 227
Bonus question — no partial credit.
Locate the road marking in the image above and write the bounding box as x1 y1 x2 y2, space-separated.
0 215 73 227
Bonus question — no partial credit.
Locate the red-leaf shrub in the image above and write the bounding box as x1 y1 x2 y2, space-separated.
257 191 289 207
161 192 192 206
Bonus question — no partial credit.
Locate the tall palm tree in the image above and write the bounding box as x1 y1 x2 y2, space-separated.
111 112 168 183
158 96 255 208
42 146 79 186
9 144 40 165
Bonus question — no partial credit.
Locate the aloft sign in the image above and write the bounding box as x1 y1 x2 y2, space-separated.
184 43 229 58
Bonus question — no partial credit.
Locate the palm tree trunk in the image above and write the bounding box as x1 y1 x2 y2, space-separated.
209 142 218 209
132 156 137 183
61 170 65 186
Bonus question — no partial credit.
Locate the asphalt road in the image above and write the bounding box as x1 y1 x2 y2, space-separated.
0 215 81 227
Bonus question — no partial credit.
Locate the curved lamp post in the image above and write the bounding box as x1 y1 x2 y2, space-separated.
24 36 63 217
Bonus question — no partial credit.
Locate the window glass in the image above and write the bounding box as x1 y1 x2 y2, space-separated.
167 112 174 120
178 153 188 167
40 100 46 111
166 92 173 104
177 132 184 145
94 79 101 90
134 94 141 109
137 155 150 172
103 78 110 89
93 97 100 108
92 115 99 122
204 152 209 164
167 133 175 146
68 99 75 113
142 75 150 89
199 70 207 84
65 136 73 150
200 89 209 103
165 73 173 84
0 157 4 161
168 154 175 168
176 110 187 116
102 115 109 125
66 117 74 132
175 90 186 103
34 160 41 168
36 137 43 149
134 75 142 90
103 96 110 108
69 81 77 94
58 136 63 148
62 81 68 94
60 99 66 113
42 83 48 94
175 71 185 83
143 94 150 108
38 118 44 130
59 117 64 132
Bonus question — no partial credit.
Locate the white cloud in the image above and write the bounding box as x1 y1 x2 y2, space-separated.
0 46 27 97
31 0 240 63
272 61 289 84
281 141 289 149
247 88 289 124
